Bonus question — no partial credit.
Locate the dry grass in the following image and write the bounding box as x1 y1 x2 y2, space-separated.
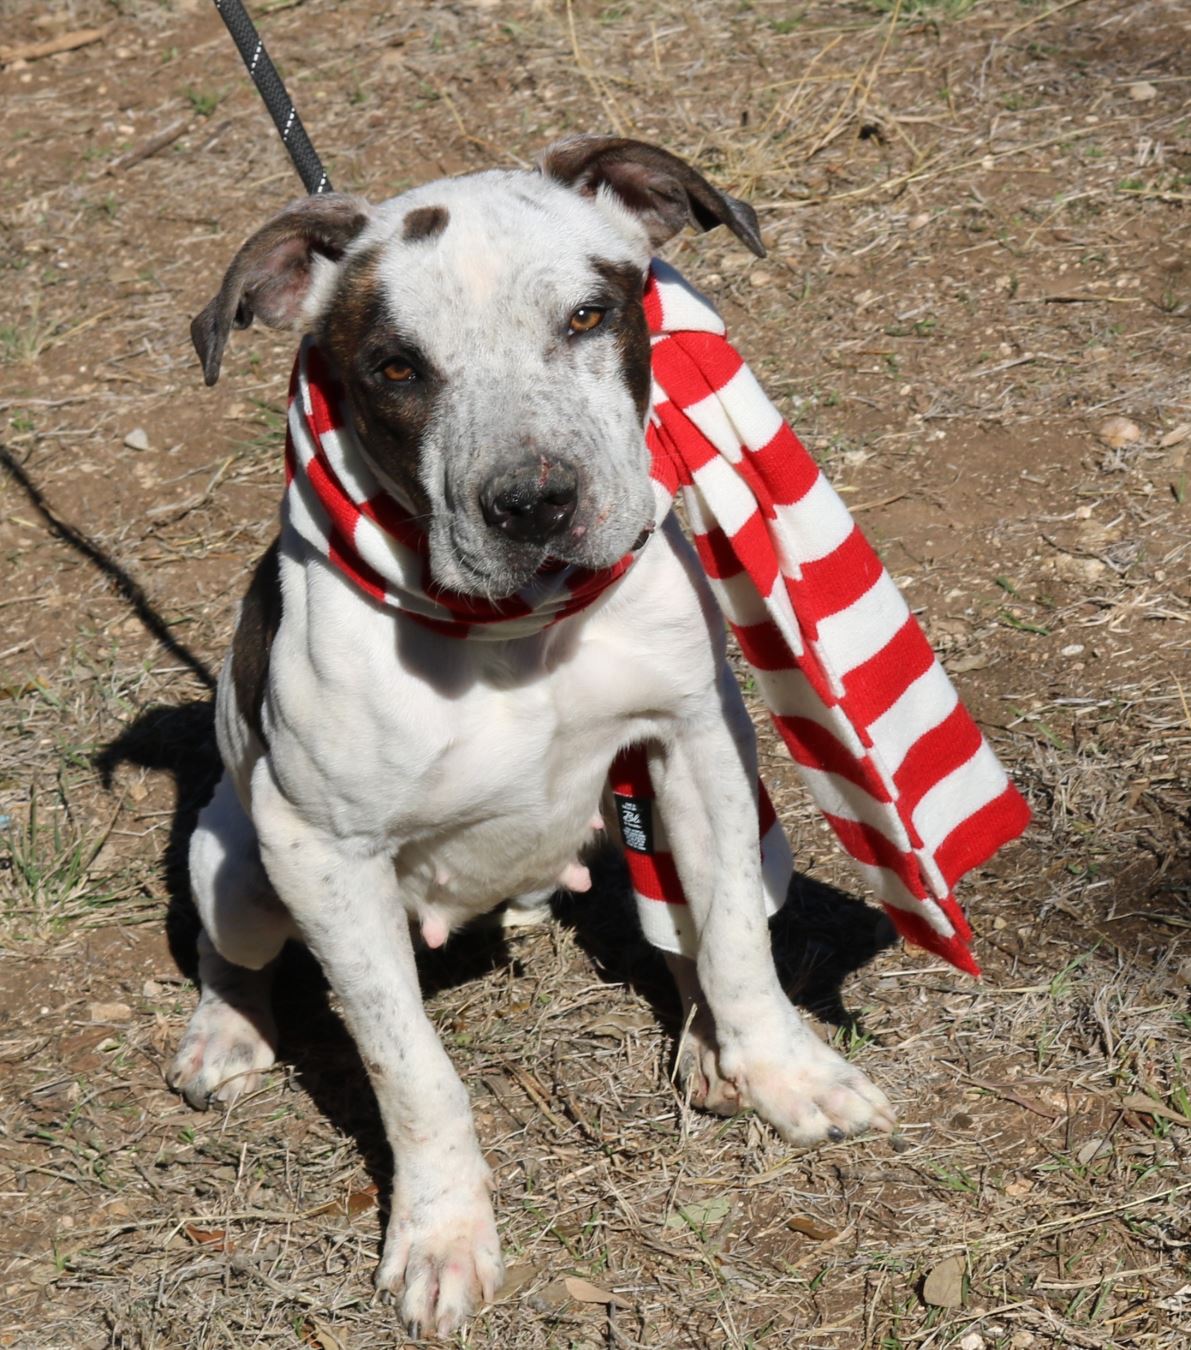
1 1 1188 1346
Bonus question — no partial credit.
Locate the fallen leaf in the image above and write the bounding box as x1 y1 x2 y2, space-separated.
564 1275 629 1307
184 1224 234 1251
666 1195 732 1230
1076 1137 1110 1165
921 1253 965 1308
786 1215 840 1241
346 1184 379 1216
302 1317 346 1350
1159 423 1189 449
498 1264 541 1300
1121 1092 1191 1126
528 1278 571 1312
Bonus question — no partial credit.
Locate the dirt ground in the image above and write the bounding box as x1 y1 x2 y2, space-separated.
1 0 1188 1346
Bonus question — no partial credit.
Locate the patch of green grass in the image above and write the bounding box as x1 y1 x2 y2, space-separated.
1048 950 1094 1001
929 1165 980 1193
0 301 58 364
183 86 222 118
0 794 121 933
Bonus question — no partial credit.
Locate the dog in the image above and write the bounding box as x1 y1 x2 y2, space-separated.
168 138 894 1337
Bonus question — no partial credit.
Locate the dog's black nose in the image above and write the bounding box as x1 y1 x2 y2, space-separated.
479 460 578 545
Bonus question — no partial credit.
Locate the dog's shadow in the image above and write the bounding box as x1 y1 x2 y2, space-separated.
97 699 895 1196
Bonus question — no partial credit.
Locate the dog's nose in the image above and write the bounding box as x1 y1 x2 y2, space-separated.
479 460 578 545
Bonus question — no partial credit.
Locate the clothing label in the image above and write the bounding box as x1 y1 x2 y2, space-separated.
614 793 653 855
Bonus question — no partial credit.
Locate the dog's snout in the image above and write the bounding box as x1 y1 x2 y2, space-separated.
479 460 578 545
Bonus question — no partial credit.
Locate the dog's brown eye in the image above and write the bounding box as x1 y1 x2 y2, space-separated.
381 359 416 383
569 306 606 335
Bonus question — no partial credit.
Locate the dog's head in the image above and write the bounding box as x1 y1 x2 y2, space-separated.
192 137 763 598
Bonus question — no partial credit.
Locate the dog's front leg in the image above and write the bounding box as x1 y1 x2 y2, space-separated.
254 784 502 1337
654 664 895 1145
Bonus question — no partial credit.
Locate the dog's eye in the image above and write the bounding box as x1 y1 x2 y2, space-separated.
381 358 417 383
568 306 606 335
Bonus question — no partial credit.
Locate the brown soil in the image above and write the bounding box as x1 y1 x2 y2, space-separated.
1 2 1187 1347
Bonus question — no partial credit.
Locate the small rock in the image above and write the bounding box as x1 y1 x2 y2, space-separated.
1061 643 1085 657
749 268 775 288
89 1001 133 1023
123 427 151 452
1096 415 1141 449
909 211 931 230
1010 1333 1036 1349
1128 81 1157 102
959 1335 985 1350
142 979 163 998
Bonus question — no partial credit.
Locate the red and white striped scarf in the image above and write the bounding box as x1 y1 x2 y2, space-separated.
284 260 1029 976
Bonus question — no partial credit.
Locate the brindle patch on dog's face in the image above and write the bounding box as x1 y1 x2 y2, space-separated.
310 171 659 598
317 248 440 516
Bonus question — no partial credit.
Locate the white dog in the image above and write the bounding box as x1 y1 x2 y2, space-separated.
168 138 894 1337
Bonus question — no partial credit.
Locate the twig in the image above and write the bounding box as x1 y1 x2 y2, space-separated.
1010 293 1141 305
850 491 910 514
106 119 192 176
940 1181 1191 1256
765 126 1103 209
0 26 110 67
564 0 626 137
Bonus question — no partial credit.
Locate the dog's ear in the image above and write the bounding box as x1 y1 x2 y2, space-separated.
191 193 372 386
538 136 765 258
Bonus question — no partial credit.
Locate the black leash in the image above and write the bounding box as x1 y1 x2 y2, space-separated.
211 0 331 194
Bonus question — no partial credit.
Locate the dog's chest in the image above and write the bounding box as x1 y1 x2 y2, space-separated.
262 527 718 898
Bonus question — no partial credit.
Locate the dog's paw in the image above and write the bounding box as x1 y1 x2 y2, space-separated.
724 1027 894 1145
376 1189 504 1338
167 992 277 1110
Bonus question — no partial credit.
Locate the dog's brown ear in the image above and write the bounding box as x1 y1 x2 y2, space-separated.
538 136 765 258
191 193 371 386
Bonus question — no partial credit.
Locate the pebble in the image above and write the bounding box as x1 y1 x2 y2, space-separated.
1061 643 1085 657
123 427 151 452
959 1334 985 1350
89 1001 133 1023
1128 81 1157 102
749 268 774 288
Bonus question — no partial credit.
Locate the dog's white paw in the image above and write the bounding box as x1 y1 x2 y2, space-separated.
167 991 277 1110
723 1026 894 1145
376 1188 504 1338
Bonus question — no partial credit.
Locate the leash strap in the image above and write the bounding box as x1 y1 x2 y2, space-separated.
211 0 331 195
